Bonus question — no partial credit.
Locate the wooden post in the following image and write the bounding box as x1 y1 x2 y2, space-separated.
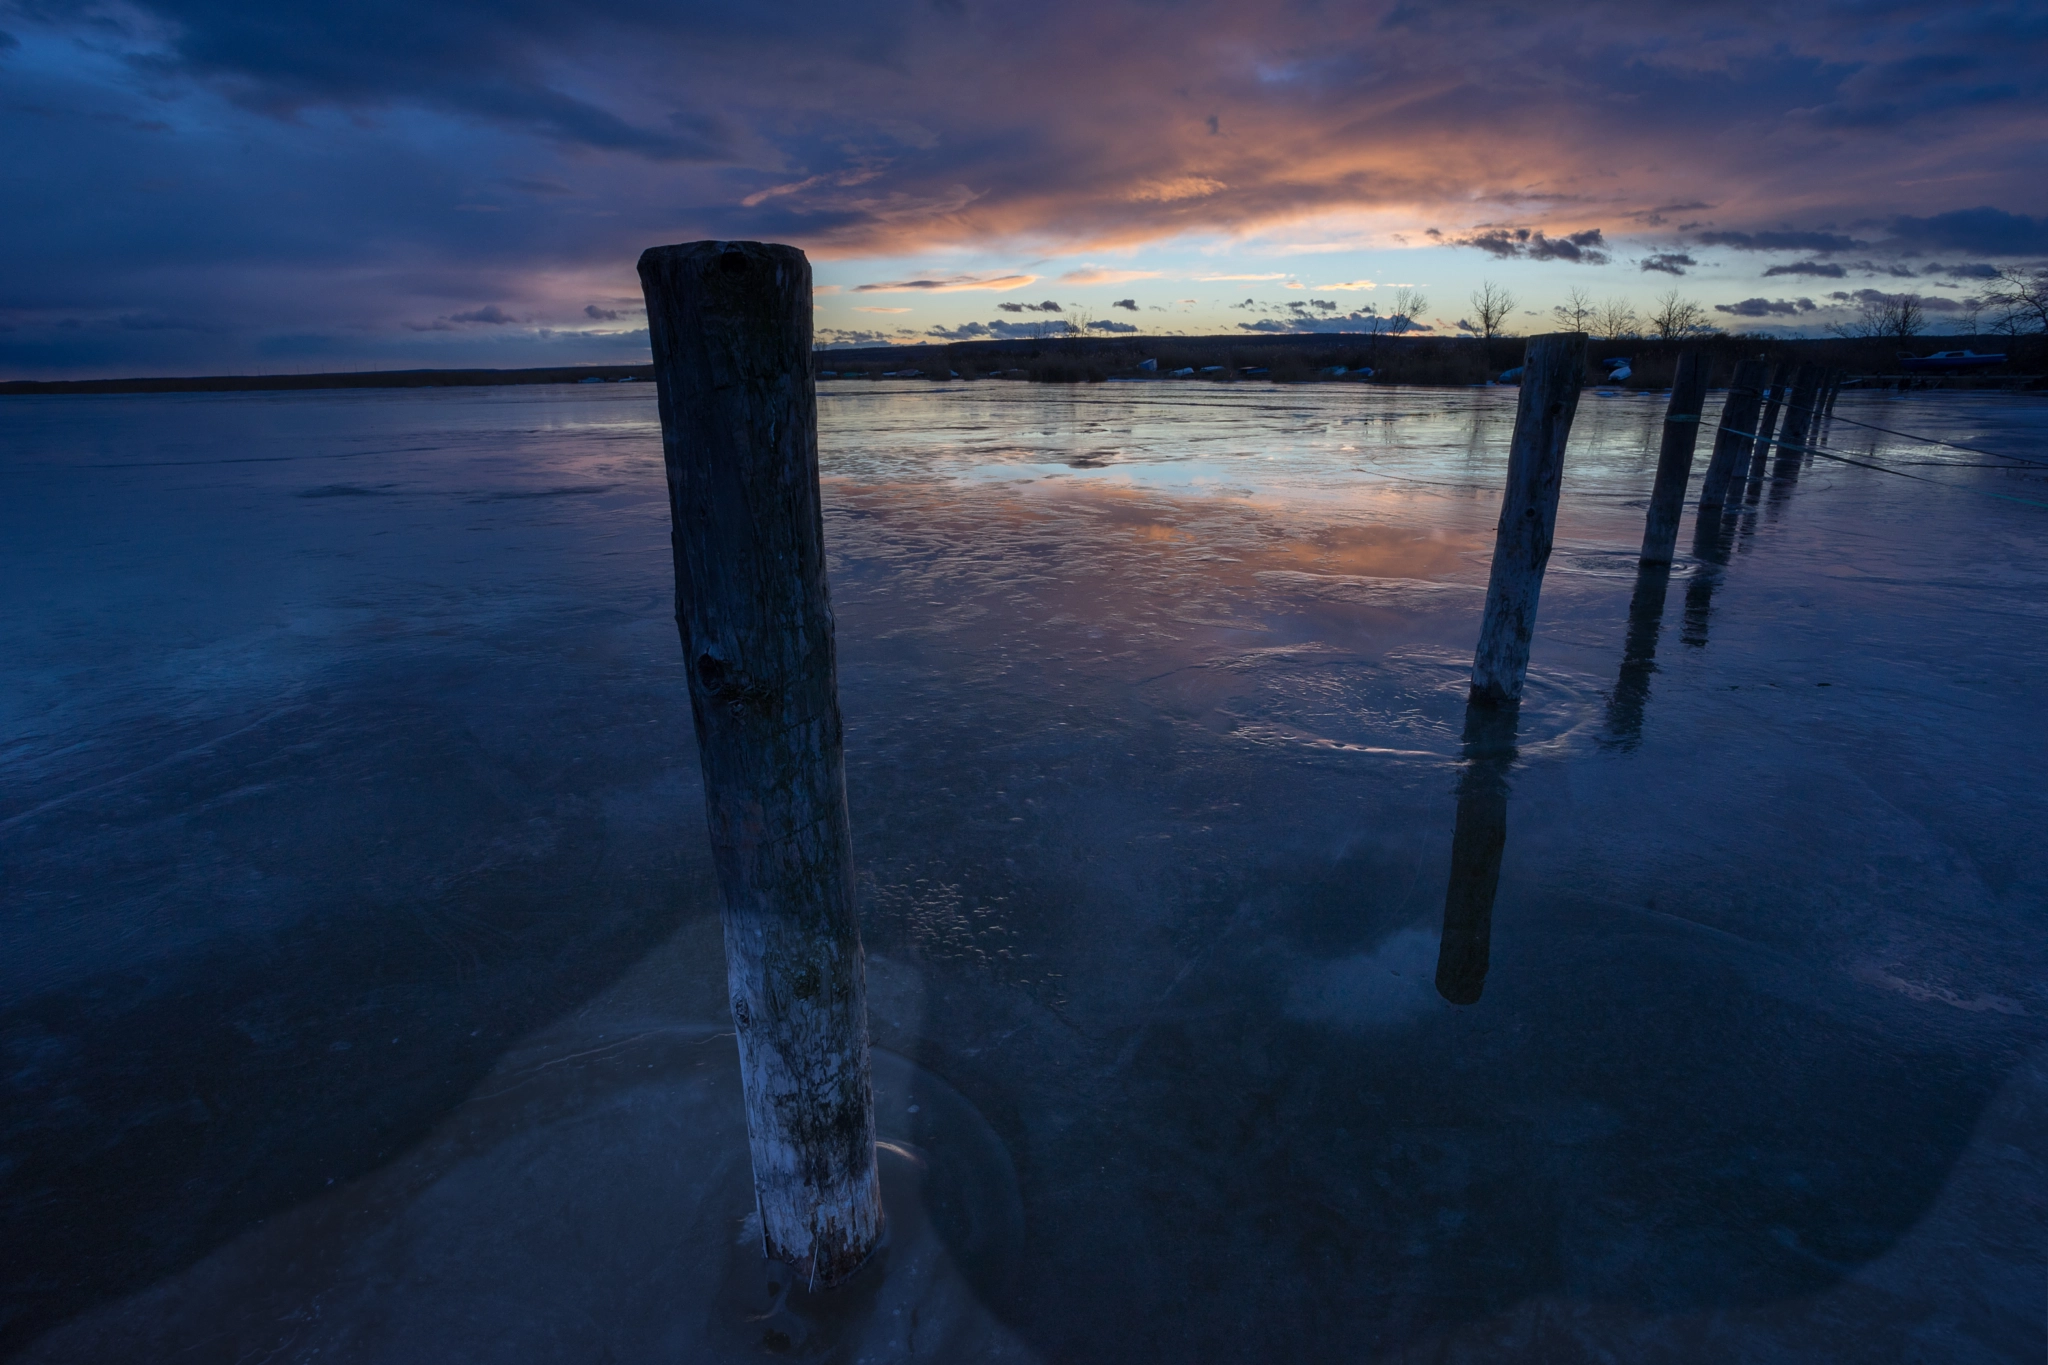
1637 350 1710 565
1436 699 1518 1004
1746 361 1791 487
637 240 880 1288
1468 332 1587 705
1824 371 1843 416
1776 365 1824 466
1693 359 1768 517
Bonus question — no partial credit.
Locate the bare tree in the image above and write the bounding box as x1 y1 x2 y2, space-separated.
1984 265 2048 335
1550 286 1595 333
1593 297 1640 339
1390 287 1428 335
1959 295 1985 338
1648 289 1713 340
1470 280 1516 340
1834 292 1927 342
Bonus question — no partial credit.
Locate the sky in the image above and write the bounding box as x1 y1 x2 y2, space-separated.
3 0 2045 376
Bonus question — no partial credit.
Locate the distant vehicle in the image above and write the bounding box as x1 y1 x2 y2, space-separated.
1899 349 2006 371
1600 356 1633 382
1170 367 1195 376
1241 366 1269 375
1496 366 1523 384
615 376 638 382
577 376 605 383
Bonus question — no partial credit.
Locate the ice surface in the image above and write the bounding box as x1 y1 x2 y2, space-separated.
3 381 2045 1360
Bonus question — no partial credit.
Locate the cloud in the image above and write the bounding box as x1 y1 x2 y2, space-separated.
996 300 1063 313
1127 176 1226 203
1884 206 2048 256
1697 230 1864 253
813 284 842 296
1316 279 1376 290
1826 288 1964 313
1713 297 1817 317
6 2 2045 376
854 305 912 313
927 318 1067 339
1639 253 1695 276
1111 297 1138 311
1762 260 1847 279
1196 273 1292 282
450 304 518 324
1059 266 1163 284
1086 319 1139 332
1450 227 1609 264
584 304 621 320
854 273 1037 293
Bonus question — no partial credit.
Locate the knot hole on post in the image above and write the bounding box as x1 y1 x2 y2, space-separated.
696 652 728 692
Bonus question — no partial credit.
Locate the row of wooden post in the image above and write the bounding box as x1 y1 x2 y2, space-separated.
1440 341 1845 1003
636 240 1854 1283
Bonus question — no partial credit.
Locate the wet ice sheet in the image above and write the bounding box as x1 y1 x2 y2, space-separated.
3 381 2045 1361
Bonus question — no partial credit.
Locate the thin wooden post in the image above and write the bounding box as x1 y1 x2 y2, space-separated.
1637 350 1710 564
1781 365 1824 455
1694 359 1768 517
1468 332 1587 705
1824 371 1843 416
638 240 880 1288
1746 361 1791 486
1436 699 1517 1004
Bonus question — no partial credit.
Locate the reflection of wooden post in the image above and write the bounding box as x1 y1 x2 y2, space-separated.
638 240 880 1288
1436 700 1518 1004
1469 332 1586 705
1637 351 1710 565
1694 359 1768 516
1602 560 1674 749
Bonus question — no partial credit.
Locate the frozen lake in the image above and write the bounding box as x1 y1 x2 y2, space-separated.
4 379 2045 1361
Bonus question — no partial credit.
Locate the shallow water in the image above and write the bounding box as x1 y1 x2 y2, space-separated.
3 380 2045 1361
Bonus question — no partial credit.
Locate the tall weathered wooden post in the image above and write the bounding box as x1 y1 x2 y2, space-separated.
1637 350 1710 564
638 240 880 1287
1468 332 1587 705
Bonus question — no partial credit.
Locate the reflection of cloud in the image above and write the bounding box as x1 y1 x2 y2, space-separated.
854 273 1037 293
854 306 912 313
